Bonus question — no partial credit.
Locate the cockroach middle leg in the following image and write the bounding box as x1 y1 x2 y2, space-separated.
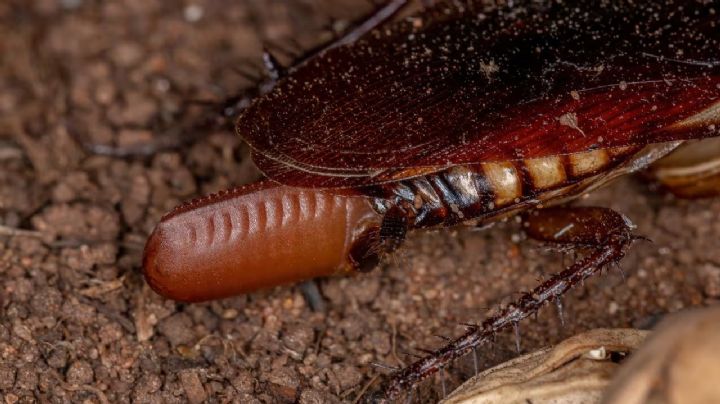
370 207 640 402
79 0 410 158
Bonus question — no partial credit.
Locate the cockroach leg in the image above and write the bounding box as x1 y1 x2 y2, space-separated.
522 206 638 248
371 207 639 402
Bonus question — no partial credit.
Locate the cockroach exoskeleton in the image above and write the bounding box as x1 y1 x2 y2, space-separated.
141 0 720 401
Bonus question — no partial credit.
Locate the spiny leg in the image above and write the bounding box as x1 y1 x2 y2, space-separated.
78 1 410 158
522 206 640 322
371 206 640 402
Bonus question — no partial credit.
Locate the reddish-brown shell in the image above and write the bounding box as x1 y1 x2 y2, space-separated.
237 0 720 188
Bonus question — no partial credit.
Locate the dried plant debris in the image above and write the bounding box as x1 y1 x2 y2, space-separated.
444 306 720 404
443 328 648 404
603 306 720 404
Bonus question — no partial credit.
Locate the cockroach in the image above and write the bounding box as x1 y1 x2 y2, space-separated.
142 0 720 401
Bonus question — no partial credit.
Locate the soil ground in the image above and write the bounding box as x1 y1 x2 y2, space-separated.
1 1 719 403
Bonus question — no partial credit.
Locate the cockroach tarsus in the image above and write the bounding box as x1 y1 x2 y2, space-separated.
139 0 720 402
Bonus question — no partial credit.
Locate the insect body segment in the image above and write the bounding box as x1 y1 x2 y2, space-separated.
369 147 641 231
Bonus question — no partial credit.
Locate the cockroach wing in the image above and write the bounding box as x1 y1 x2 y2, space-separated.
237 0 720 188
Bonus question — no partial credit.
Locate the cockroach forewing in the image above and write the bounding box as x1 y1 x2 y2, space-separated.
237 0 720 188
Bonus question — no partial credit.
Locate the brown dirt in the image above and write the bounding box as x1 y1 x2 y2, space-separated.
1 1 719 403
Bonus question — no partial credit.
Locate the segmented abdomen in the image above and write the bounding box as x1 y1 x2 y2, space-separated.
372 146 643 229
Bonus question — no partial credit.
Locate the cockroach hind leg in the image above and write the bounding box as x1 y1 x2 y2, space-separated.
375 206 638 400
522 206 638 247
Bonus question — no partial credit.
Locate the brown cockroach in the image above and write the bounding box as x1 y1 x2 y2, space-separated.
141 0 720 401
